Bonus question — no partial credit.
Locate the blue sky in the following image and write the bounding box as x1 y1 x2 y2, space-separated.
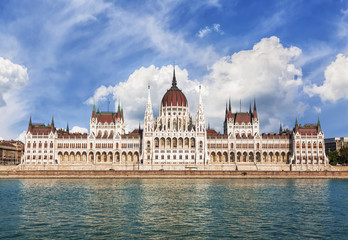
0 0 348 141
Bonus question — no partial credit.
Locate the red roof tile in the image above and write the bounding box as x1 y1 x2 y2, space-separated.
161 87 188 107
234 113 252 124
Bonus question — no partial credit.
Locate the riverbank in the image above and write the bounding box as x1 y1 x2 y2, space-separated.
1 170 348 179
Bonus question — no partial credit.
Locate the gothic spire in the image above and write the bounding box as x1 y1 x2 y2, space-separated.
66 122 69 133
225 101 228 115
317 117 321 131
295 117 298 127
51 116 54 127
29 115 32 126
279 123 283 133
249 102 252 114
229 98 231 112
253 98 258 119
172 64 177 87
147 85 151 104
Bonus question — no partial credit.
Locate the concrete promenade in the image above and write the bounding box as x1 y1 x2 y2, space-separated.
1 169 348 179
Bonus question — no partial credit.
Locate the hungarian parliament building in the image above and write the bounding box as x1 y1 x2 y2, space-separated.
23 69 328 171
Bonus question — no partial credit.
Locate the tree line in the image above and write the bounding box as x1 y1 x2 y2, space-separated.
328 146 348 165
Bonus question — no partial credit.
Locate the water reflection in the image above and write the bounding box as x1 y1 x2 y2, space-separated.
0 179 347 239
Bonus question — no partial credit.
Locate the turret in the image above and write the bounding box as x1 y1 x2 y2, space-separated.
144 85 154 133
92 101 96 117
294 117 299 132
317 117 321 132
196 85 205 133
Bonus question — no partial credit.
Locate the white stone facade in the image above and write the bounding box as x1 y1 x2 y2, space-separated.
23 70 328 171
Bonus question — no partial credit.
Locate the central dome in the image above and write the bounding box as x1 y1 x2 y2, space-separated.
161 68 188 107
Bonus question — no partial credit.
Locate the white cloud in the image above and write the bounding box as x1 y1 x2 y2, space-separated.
305 54 348 102
197 26 212 38
87 36 304 133
0 57 28 106
0 58 29 140
203 36 303 132
16 130 26 143
197 23 224 38
70 126 88 134
87 65 200 132
85 85 114 105
314 106 322 114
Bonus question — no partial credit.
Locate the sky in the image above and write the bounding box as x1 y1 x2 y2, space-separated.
0 0 348 142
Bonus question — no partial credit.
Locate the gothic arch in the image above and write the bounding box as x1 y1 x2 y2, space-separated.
88 152 94 163
96 152 101 162
115 152 120 162
190 138 195 148
230 152 235 162
210 152 216 163
107 152 113 162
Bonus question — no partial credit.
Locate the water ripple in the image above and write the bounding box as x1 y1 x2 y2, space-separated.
1 179 348 239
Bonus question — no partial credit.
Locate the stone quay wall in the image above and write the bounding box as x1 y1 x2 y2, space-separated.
1 169 348 179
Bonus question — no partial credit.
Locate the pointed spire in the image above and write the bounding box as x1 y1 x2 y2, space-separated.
97 104 100 113
279 123 283 133
92 100 95 112
66 122 69 133
225 101 228 115
253 98 258 119
121 101 124 120
317 117 321 132
229 98 231 112
172 64 177 88
198 85 202 105
147 85 151 104
50 116 55 132
249 102 252 114
28 115 32 132
295 117 298 127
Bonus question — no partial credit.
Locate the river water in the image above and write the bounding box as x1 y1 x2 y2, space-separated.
0 179 348 239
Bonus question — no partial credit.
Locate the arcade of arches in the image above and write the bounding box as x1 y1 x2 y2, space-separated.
58 151 140 164
209 151 291 163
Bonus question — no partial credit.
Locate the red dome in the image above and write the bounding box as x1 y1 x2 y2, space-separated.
161 86 188 107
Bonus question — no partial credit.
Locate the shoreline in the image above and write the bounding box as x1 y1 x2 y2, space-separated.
1 170 348 179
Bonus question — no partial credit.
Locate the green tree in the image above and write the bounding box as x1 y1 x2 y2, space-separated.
339 147 348 165
328 150 339 165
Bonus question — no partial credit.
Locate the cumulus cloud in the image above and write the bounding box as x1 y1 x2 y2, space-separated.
87 37 305 133
203 36 303 132
0 58 29 140
305 54 348 102
87 65 200 131
85 85 114 105
0 57 28 106
197 23 224 38
70 126 88 134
